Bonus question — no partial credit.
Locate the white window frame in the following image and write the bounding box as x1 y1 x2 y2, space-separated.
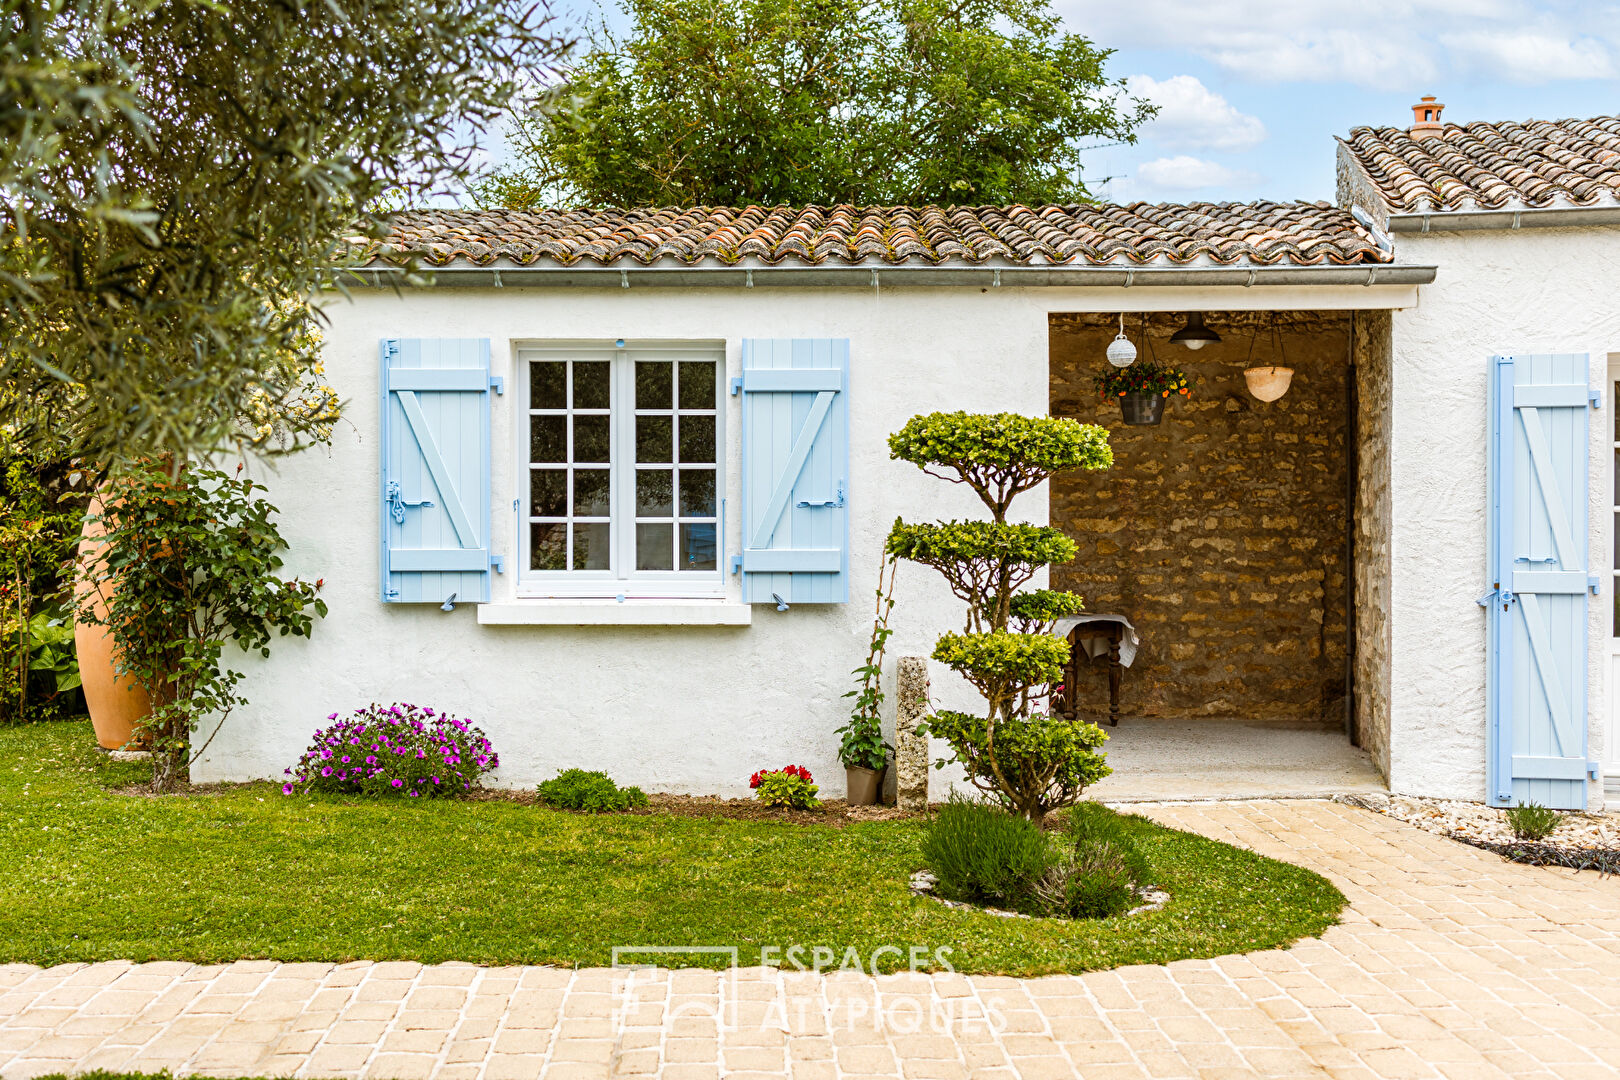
515 340 726 599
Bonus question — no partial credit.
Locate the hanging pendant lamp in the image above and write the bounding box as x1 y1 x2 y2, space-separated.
1170 312 1221 350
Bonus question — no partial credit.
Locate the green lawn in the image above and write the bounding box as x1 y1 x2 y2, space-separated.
1 722 1345 976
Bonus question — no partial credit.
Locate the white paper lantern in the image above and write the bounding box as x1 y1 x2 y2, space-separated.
1105 313 1137 368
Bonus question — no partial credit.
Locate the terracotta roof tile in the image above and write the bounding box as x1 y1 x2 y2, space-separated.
380 201 1391 269
1341 114 1620 213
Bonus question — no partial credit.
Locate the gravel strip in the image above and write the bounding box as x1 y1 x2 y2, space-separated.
1337 792 1620 873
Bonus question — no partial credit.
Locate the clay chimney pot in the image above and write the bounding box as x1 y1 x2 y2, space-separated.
1409 95 1445 141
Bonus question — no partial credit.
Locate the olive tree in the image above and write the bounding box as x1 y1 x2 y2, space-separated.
1 0 567 463
887 412 1113 823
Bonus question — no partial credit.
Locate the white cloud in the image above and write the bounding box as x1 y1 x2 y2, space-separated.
1134 155 1260 191
1128 74 1267 151
1059 0 1617 87
1440 29 1614 81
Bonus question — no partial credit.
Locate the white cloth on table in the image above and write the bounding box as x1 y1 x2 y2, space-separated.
1051 614 1139 668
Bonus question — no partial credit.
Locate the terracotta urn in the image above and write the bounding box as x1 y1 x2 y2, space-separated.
73 493 151 750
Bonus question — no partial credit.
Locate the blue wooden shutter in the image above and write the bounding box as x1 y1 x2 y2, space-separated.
1486 353 1598 809
737 339 849 605
380 338 497 606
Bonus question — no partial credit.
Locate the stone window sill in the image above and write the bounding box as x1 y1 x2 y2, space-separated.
476 600 752 626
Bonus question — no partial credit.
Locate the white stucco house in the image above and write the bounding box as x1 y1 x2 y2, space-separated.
196 104 1620 812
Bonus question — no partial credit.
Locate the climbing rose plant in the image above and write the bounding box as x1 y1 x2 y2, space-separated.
887 411 1114 824
284 703 499 797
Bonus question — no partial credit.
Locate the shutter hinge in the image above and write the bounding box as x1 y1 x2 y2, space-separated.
1590 574 1602 595
384 339 401 358
1591 388 1603 409
385 588 400 599
730 554 743 574
729 376 744 396
1589 761 1602 781
490 555 505 574
489 375 505 395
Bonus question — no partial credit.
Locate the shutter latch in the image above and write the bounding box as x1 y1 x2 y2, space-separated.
440 592 458 613
386 481 435 524
1476 583 1499 608
772 592 790 612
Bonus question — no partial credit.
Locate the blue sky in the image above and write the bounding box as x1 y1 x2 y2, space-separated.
530 0 1620 205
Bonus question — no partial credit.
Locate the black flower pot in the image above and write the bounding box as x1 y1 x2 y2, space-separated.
1119 391 1166 426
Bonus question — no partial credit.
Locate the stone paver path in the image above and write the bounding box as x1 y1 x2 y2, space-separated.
2 800 1619 1079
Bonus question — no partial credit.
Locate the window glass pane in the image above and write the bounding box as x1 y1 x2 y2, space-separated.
680 523 717 571
574 361 610 409
637 361 672 409
573 523 610 570
530 416 566 463
637 470 674 517
530 469 566 518
636 523 674 570
530 523 566 570
1613 448 1619 506
679 361 716 409
637 415 672 463
679 415 716 463
679 469 716 517
574 468 611 516
1614 381 1619 440
530 362 565 409
574 415 611 463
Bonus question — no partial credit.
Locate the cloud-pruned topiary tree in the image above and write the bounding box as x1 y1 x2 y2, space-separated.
887 412 1113 824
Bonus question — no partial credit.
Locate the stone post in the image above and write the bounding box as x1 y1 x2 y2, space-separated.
895 656 931 812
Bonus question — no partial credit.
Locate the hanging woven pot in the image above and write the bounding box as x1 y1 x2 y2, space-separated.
1244 366 1294 402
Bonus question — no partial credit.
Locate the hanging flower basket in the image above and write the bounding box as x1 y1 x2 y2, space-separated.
1094 362 1193 426
1118 391 1166 425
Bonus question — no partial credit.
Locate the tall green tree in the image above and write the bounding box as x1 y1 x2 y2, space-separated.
1 0 568 463
481 0 1151 209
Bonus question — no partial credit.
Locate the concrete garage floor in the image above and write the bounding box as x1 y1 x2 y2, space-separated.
1086 717 1387 802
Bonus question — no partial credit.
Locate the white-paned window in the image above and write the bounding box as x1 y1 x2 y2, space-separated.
518 343 723 597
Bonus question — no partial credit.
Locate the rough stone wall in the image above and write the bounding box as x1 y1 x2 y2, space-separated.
1352 310 1394 779
1049 312 1351 722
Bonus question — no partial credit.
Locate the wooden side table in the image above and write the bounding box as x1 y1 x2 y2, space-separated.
1053 615 1137 727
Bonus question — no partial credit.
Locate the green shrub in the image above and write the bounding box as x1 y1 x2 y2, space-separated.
537 769 649 813
1506 801 1560 841
1063 802 1152 883
1030 803 1152 919
1034 841 1140 919
751 766 820 809
921 795 1048 910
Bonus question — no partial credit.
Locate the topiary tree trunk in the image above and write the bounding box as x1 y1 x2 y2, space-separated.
887 411 1114 824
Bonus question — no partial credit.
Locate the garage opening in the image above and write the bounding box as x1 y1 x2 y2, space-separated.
1048 309 1391 799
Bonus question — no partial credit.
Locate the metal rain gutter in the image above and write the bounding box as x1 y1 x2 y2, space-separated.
1387 203 1620 233
355 261 1437 289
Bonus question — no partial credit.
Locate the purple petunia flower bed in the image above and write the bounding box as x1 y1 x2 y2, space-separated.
283 703 499 798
